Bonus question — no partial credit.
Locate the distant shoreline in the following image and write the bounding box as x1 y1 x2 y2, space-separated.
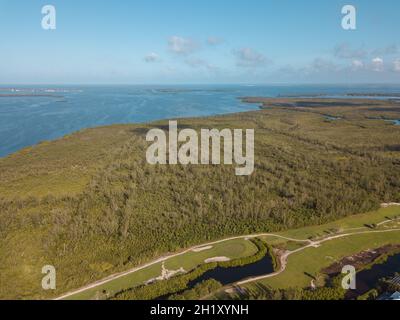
0 94 64 98
275 93 400 99
1 90 399 158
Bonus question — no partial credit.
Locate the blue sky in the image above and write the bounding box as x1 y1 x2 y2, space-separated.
1 0 400 84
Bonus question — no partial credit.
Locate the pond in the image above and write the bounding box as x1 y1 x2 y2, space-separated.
386 119 400 126
187 254 274 288
346 252 400 299
325 115 342 121
366 118 400 125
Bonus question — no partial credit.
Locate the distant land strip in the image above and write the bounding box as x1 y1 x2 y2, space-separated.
276 93 400 98
0 94 64 98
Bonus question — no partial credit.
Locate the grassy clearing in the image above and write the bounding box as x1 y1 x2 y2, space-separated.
64 262 163 300
239 206 400 292
68 208 399 299
277 206 400 241
255 230 400 290
164 239 257 270
64 238 257 300
257 207 400 250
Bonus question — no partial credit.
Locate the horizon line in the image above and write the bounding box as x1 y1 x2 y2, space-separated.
2 82 400 86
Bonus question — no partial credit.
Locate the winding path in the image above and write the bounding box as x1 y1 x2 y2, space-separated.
237 228 400 286
55 223 400 300
54 233 312 300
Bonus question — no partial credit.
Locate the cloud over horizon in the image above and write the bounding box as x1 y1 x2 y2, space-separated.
207 36 224 46
2 1 400 84
144 52 160 63
168 36 198 55
334 43 367 59
394 59 400 72
371 57 384 72
233 48 268 68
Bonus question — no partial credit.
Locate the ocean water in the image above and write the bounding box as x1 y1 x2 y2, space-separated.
1 84 400 157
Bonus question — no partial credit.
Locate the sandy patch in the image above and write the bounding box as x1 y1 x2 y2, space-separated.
205 256 231 263
192 245 213 252
144 262 186 285
381 203 400 208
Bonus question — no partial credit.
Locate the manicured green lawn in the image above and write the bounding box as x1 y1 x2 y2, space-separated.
164 238 257 270
65 238 257 300
255 230 400 289
65 262 163 300
66 207 400 299
248 207 400 289
277 206 400 240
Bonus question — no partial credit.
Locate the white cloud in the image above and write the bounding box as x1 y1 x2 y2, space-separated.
168 36 198 55
373 44 399 56
310 58 339 73
371 57 384 72
185 58 219 71
351 59 364 70
394 59 400 72
185 58 207 68
334 43 367 59
144 52 160 63
233 48 268 68
207 37 224 46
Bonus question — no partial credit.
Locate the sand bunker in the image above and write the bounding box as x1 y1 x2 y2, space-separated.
381 203 400 208
192 245 213 252
204 256 231 263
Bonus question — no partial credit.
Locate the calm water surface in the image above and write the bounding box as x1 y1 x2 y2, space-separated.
1 84 400 157
187 255 274 288
346 252 400 299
